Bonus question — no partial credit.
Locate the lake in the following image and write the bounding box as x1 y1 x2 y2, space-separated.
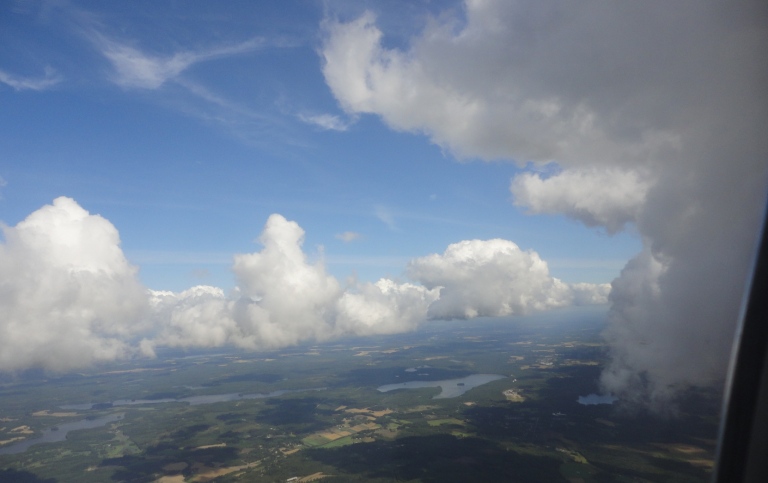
377 374 506 399
0 413 124 455
578 393 618 405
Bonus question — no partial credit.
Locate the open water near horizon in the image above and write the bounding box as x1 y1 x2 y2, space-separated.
377 373 506 398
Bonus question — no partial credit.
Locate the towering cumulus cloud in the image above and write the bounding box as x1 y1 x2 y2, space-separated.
151 218 605 348
0 199 607 372
143 214 445 354
232 214 344 347
0 197 148 371
322 1 768 408
143 215 438 353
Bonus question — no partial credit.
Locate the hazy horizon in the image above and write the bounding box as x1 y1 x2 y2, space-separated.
1 0 766 413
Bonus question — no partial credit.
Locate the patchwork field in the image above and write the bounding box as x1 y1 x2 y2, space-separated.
0 309 718 482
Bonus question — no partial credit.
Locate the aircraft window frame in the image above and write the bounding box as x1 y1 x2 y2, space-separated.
714 203 768 482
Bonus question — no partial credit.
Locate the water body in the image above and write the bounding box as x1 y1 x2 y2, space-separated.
60 387 326 411
377 374 506 399
578 393 618 405
0 413 124 455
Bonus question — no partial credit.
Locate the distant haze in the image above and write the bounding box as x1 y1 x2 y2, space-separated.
321 1 768 410
1 1 766 412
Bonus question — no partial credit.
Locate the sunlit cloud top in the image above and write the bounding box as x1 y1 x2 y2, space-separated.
1 0 766 412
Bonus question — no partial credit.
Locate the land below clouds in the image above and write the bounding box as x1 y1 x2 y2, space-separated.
0 307 718 482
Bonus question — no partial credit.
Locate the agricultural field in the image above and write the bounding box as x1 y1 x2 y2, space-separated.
0 308 719 482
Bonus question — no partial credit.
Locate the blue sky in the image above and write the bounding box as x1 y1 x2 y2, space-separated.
0 0 636 292
1 0 766 409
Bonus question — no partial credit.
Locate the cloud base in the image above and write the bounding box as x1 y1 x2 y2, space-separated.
0 198 609 372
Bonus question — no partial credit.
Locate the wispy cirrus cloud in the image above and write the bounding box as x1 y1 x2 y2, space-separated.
88 32 263 89
175 78 278 124
298 112 355 131
374 204 397 231
82 28 300 150
0 67 62 91
335 231 362 242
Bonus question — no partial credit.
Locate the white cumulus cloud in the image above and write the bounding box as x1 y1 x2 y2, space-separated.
0 201 611 373
146 286 236 353
510 168 651 233
146 215 440 351
231 214 343 347
336 279 439 336
320 7 679 165
408 238 609 320
322 1 768 408
0 197 148 372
